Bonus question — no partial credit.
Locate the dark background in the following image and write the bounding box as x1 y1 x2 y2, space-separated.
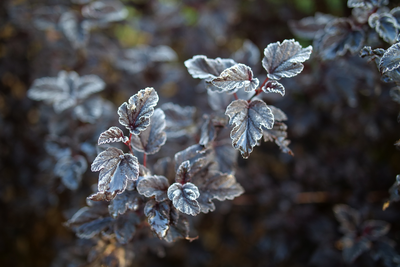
2 0 400 266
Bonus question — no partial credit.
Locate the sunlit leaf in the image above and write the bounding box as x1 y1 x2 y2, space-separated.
261 79 285 96
225 99 274 159
144 199 170 238
262 39 312 80
91 147 139 197
137 175 169 202
369 13 398 44
184 55 237 81
98 126 129 145
211 63 259 93
167 182 200 216
379 43 400 74
130 108 167 154
118 87 159 135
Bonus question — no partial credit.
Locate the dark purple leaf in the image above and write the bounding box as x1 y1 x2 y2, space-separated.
82 0 128 26
164 216 190 243
144 200 170 238
137 175 169 202
108 190 141 218
211 63 259 93
333 204 360 234
225 99 274 159
54 155 87 190
232 39 260 67
59 11 91 49
317 19 364 60
118 87 159 135
174 144 208 170
160 103 196 139
91 147 139 197
175 161 191 184
196 171 244 214
130 108 167 154
67 201 109 227
98 126 128 146
361 220 390 239
113 212 140 244
199 115 216 146
76 217 114 239
342 235 371 263
289 12 335 40
262 39 312 80
167 182 200 216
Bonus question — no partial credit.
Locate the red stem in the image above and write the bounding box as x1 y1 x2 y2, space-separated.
248 77 268 103
125 133 134 155
233 93 239 100
143 153 147 167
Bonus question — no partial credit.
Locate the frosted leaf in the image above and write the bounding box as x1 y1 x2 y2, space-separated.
161 103 196 139
317 19 364 60
174 144 208 170
108 190 141 218
196 171 244 214
130 108 167 154
67 202 109 227
59 11 91 49
199 116 216 146
82 0 128 26
207 89 233 111
361 220 390 239
137 175 169 202
175 161 191 184
98 126 129 145
73 96 103 123
262 39 312 80
118 88 159 135
167 182 200 216
117 45 177 74
347 0 388 8
113 212 139 244
88 191 117 201
164 216 190 243
54 155 87 190
91 147 139 197
27 71 105 113
289 12 335 40
263 123 288 142
232 39 260 67
212 130 238 174
261 80 285 96
391 7 400 25
369 13 398 44
144 200 170 238
269 105 288 121
380 43 400 76
225 99 274 159
184 55 237 81
211 63 259 93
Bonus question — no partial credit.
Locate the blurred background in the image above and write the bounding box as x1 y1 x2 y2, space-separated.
2 0 400 266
